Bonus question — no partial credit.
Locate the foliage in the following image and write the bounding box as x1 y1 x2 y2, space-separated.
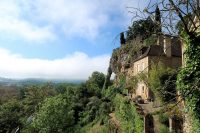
79 96 102 125
126 76 138 93
159 124 170 133
155 6 161 33
126 72 148 95
102 85 123 101
32 94 75 133
192 118 200 133
119 73 126 86
0 99 23 133
0 71 145 132
85 71 105 97
21 84 56 116
55 83 80 94
175 13 192 34
114 94 143 133
144 35 157 46
137 72 148 86
159 113 169 125
126 17 156 42
110 36 147 74
120 32 126 44
177 31 200 132
148 63 177 103
0 86 19 104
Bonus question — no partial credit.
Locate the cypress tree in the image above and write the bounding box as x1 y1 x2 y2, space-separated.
120 32 126 45
155 5 162 33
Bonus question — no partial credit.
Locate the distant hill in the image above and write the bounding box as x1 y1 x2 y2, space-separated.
0 77 85 86
0 77 18 85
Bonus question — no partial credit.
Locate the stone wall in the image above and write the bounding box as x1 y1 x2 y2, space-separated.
183 113 193 133
136 82 148 100
132 57 150 100
148 56 182 70
133 57 149 76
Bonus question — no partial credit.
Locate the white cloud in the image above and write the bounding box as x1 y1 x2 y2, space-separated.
0 48 110 80
0 0 146 41
31 0 134 39
0 0 55 42
0 18 55 42
0 0 140 41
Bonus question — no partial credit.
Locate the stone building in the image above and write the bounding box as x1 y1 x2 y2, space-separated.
127 35 182 101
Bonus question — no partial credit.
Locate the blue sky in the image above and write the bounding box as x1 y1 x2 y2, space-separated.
0 0 147 79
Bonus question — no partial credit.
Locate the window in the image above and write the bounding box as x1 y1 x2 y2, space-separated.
142 62 145 70
137 64 140 72
140 64 142 71
142 86 145 93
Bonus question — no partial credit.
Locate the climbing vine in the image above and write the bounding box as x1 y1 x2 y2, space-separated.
114 94 143 133
177 31 200 132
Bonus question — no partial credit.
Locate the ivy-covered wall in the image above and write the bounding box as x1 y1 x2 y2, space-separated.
177 32 200 133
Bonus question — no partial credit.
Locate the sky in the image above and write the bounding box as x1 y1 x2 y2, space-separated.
0 0 147 80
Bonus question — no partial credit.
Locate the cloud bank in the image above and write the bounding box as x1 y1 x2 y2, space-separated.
0 48 110 79
30 0 134 40
0 0 137 42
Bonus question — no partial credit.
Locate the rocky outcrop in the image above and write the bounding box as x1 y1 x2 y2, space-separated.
103 47 131 89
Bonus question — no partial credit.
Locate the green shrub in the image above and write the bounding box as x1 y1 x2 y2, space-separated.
149 63 177 103
160 124 170 133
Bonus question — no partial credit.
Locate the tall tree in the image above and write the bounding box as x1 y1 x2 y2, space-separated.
155 5 162 33
120 32 126 45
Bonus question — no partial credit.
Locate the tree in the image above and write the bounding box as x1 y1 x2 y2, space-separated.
148 64 177 103
85 71 105 96
32 95 75 133
126 17 156 42
0 99 23 133
143 0 200 37
120 32 126 45
155 5 162 33
22 85 55 116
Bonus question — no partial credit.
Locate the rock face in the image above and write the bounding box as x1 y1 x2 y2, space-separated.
103 46 131 88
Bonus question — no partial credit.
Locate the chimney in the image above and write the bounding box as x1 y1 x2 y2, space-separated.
164 36 172 57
